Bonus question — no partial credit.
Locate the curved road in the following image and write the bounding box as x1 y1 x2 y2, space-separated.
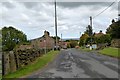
26 48 119 79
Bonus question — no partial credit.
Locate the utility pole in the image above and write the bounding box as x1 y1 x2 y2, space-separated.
54 0 58 50
61 34 62 41
61 33 62 49
79 32 81 45
90 16 92 31
90 16 93 50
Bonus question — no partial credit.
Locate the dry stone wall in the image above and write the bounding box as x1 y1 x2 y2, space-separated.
2 48 51 75
111 39 120 48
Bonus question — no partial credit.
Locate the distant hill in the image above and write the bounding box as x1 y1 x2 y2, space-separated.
62 38 79 41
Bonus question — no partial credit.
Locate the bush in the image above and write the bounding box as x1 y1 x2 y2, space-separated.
69 40 78 48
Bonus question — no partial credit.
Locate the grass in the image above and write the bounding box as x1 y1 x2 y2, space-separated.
3 50 59 78
99 47 120 58
0 73 1 79
0 60 2 79
79 46 91 52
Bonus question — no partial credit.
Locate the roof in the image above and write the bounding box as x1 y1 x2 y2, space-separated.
94 32 104 37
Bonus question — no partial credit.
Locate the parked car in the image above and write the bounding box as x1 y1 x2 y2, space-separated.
63 45 67 49
54 46 60 50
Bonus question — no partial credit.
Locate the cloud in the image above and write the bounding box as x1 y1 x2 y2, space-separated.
2 2 15 9
57 2 110 8
22 2 39 9
20 13 30 21
0 1 118 39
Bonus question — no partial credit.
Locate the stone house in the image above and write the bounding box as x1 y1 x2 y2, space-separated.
30 31 55 50
94 31 104 37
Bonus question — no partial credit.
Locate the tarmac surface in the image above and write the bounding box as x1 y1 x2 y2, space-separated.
26 48 119 79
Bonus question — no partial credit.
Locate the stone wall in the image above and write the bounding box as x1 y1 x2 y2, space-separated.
111 39 120 48
2 48 51 75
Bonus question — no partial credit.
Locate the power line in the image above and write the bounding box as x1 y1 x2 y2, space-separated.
93 1 117 19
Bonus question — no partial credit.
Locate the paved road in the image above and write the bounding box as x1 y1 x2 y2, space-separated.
26 48 119 79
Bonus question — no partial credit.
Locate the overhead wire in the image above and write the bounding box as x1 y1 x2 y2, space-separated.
93 0 117 19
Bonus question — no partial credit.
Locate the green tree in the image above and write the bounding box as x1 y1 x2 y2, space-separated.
79 33 89 46
85 36 96 44
84 25 93 36
2 26 27 51
95 34 111 44
0 30 2 51
67 43 71 48
106 20 120 39
51 36 60 41
69 40 78 48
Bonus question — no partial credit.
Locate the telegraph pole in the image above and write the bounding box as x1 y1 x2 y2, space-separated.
90 16 93 50
54 0 58 50
61 33 62 49
90 16 92 32
61 34 62 41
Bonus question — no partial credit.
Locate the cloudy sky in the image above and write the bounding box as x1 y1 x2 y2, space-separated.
0 0 119 40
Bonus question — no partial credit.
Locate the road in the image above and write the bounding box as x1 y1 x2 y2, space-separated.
26 48 119 79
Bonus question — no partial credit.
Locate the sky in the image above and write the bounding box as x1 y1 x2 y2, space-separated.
0 0 119 40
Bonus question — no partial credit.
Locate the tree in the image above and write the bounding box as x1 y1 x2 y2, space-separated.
0 30 2 51
79 33 89 46
103 34 111 44
65 40 70 42
69 40 78 48
112 19 115 23
95 34 111 44
84 25 93 36
2 26 27 51
106 20 120 39
51 36 60 42
85 36 96 44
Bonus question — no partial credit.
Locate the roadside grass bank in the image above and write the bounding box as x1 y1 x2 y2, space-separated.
0 60 2 79
80 46 120 58
79 47 92 52
99 47 120 58
3 50 59 78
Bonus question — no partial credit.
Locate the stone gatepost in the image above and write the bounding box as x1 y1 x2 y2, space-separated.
3 52 10 75
9 51 16 73
15 50 20 69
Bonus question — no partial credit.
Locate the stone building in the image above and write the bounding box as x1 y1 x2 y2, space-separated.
31 31 55 50
94 30 104 37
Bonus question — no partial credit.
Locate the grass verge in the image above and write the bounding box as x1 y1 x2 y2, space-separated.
79 47 91 52
3 50 59 78
0 60 2 79
99 47 120 58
